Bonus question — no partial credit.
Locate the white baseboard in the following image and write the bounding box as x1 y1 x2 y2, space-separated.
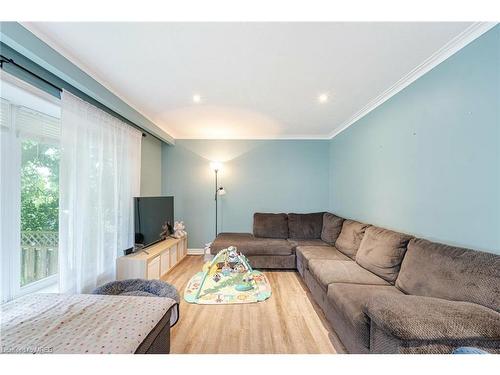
187 248 204 255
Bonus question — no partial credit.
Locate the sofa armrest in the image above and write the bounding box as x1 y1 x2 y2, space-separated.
363 294 500 342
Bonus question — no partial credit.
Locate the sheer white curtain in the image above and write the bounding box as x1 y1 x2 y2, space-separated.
59 91 141 293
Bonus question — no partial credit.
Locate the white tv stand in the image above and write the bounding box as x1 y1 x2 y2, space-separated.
116 236 188 280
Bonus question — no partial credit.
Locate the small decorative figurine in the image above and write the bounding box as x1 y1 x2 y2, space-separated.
173 221 187 238
159 221 173 239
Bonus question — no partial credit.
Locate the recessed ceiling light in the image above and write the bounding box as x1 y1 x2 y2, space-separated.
192 94 202 103
318 93 329 104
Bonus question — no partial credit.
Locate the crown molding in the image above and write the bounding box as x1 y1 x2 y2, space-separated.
328 22 498 139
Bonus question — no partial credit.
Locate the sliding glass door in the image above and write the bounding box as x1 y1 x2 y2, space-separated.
20 136 60 288
0 73 61 301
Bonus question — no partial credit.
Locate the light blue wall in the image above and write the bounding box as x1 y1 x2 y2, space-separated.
162 140 330 248
329 25 500 254
140 135 163 196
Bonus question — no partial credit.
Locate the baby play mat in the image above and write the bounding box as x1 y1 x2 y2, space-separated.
184 247 271 305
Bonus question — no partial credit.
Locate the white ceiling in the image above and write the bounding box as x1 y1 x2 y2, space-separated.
25 22 474 139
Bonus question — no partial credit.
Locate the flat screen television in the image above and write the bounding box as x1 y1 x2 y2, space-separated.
134 196 174 248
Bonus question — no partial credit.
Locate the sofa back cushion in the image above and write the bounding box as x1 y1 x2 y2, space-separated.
321 213 345 245
335 220 370 259
253 213 288 239
396 238 500 312
288 212 324 239
356 226 413 283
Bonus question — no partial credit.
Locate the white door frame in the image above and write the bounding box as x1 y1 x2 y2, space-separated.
1 73 61 301
0 102 21 302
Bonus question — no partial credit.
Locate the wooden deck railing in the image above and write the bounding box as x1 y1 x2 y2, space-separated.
21 231 58 287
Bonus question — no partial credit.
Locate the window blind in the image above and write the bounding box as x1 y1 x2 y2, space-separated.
0 98 10 131
15 106 60 141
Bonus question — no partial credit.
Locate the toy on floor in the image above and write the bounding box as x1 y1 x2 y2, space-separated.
196 246 255 299
184 246 271 304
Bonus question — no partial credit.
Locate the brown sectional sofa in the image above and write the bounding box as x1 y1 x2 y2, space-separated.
211 212 500 354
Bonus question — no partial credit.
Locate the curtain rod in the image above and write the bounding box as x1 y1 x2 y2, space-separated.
0 54 147 138
1 54 63 93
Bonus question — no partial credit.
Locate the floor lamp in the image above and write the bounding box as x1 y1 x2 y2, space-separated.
210 162 226 238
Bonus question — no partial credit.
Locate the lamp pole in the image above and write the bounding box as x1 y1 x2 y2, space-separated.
215 168 218 238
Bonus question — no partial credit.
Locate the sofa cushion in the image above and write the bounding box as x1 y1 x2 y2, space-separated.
356 226 413 283
245 254 296 269
288 212 324 239
253 213 288 239
210 232 253 254
309 259 390 290
296 245 351 270
396 238 500 312
210 232 293 256
335 220 370 259
288 239 330 249
364 294 500 342
327 283 403 349
321 213 345 245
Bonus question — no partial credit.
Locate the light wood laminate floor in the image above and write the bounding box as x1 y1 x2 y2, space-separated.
163 255 343 354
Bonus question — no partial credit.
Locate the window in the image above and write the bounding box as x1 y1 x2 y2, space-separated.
20 137 60 287
1 73 61 301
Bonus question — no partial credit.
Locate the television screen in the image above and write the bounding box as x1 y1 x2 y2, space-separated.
134 196 174 248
